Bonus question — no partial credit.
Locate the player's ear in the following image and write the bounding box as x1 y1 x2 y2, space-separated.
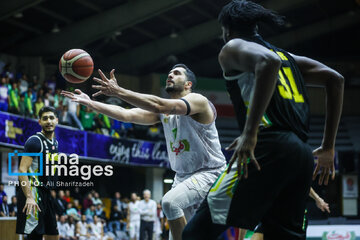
186 81 192 90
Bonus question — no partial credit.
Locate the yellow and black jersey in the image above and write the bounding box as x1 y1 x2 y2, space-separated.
224 34 310 142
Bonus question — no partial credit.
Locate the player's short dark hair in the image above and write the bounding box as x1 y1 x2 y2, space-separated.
218 0 284 33
172 64 197 90
38 106 57 118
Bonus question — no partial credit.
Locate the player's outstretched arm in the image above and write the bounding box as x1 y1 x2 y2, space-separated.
91 69 210 117
18 156 41 215
291 54 344 185
219 39 281 179
309 187 330 213
61 89 160 126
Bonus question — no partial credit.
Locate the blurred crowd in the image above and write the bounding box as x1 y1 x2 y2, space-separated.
0 66 163 141
0 183 169 240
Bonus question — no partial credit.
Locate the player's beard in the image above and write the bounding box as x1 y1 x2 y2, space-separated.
42 127 54 135
165 84 184 94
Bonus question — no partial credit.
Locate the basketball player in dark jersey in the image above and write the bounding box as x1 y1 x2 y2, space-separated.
183 1 344 239
16 106 59 240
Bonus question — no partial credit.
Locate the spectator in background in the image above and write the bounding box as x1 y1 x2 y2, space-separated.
46 88 55 106
83 193 93 210
19 74 29 94
85 204 96 222
138 189 157 240
8 82 19 114
108 204 123 234
8 196 17 216
34 97 44 117
127 193 141 240
0 77 9 112
95 204 106 221
59 105 71 126
66 202 80 221
54 88 63 116
73 199 82 216
55 190 67 216
0 183 6 205
96 113 112 136
72 187 83 204
30 75 42 92
44 92 51 107
24 88 34 116
0 195 9 217
37 88 45 101
67 216 77 240
76 214 90 240
80 106 96 131
18 94 32 117
154 203 164 240
90 215 105 240
64 97 83 130
92 192 102 206
47 75 57 94
111 192 125 214
27 87 37 107
58 215 69 240
64 189 72 203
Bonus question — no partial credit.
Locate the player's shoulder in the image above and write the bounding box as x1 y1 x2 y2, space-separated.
183 92 207 102
25 134 42 146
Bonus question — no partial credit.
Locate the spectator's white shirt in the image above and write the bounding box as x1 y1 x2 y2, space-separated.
129 201 141 222
77 221 88 240
19 79 28 94
57 221 69 238
65 98 78 114
67 223 76 237
92 197 102 206
90 221 103 240
138 199 157 222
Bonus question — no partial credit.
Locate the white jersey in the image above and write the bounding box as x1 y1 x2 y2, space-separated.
77 221 88 240
129 201 141 222
160 100 226 179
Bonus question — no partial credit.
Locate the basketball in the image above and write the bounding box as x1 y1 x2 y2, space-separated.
59 49 94 84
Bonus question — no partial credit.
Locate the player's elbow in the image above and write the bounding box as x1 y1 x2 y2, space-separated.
262 53 282 69
255 54 281 77
326 71 345 89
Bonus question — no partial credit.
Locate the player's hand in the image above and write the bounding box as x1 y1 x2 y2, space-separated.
23 197 41 215
92 69 120 97
61 89 91 106
226 133 260 180
315 197 330 213
312 147 335 185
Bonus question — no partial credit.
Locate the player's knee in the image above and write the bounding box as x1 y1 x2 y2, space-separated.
162 195 182 220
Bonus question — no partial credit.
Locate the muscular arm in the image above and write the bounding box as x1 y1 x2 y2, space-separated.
93 70 211 117
88 100 160 126
290 54 344 149
18 156 34 199
61 90 160 125
219 39 281 135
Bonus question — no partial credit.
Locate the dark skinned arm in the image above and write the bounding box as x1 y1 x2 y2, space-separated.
291 54 344 185
218 38 281 179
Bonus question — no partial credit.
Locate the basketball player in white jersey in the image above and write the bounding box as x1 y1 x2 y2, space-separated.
62 64 226 240
127 193 141 240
